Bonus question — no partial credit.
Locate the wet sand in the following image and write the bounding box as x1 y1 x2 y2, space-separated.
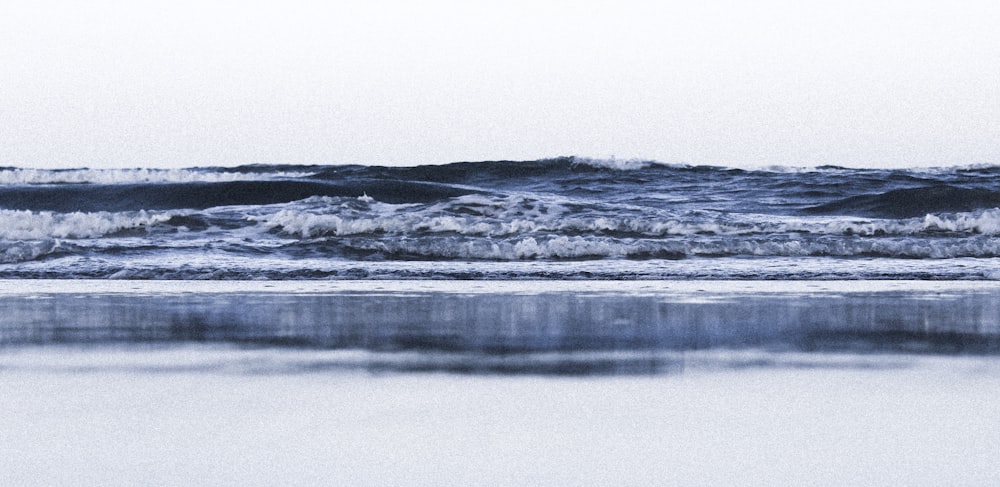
2 280 1000 485
2 352 999 486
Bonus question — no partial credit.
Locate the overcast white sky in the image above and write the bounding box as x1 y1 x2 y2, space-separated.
1 0 998 169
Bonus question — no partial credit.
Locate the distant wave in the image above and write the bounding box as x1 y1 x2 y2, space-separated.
805 186 1000 218
6 159 1000 185
0 179 480 212
0 167 315 185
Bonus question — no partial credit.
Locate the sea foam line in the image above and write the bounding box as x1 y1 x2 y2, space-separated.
0 168 314 185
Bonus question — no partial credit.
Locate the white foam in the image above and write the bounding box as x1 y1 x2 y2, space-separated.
0 240 63 264
922 209 1000 235
341 235 1000 260
0 209 178 240
0 168 313 185
245 195 1000 260
253 193 1000 240
568 156 654 171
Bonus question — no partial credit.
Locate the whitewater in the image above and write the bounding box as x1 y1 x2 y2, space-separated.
2 157 1000 279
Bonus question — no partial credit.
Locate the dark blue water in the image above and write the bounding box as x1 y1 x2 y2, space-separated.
2 157 999 279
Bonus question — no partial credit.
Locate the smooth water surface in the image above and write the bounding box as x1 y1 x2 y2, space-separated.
4 280 1000 375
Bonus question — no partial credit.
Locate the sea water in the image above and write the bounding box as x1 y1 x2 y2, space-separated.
2 157 1000 279
3 158 1000 485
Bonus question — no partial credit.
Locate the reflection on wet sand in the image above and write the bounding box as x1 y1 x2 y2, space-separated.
2 284 999 375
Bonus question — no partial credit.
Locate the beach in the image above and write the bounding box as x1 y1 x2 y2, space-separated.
2 280 999 485
2 350 999 486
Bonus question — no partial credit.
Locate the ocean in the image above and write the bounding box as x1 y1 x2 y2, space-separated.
2 157 1000 485
3 156 1000 279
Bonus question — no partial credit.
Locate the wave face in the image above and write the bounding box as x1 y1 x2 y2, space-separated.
3 157 1000 279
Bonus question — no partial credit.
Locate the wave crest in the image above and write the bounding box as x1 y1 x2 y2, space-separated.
0 168 314 185
0 209 178 240
568 156 654 171
0 240 67 264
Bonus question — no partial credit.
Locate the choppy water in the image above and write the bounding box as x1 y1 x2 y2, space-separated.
2 157 1000 279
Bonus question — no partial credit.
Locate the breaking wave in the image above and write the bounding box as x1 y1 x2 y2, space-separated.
2 159 1000 279
252 195 1000 239
0 240 69 264
328 235 1000 260
0 167 314 185
0 209 181 240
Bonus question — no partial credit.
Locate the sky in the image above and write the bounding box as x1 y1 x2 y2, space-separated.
1 0 998 169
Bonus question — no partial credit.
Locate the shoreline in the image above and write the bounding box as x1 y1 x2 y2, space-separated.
4 279 1000 484
3 279 999 369
4 278 1000 295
